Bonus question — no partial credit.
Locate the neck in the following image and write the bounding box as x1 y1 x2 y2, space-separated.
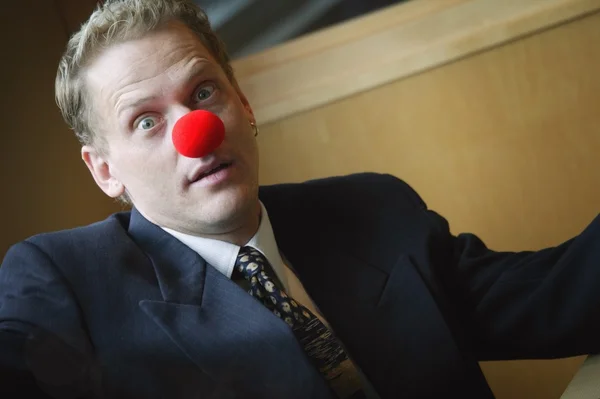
140 201 262 247
210 203 261 246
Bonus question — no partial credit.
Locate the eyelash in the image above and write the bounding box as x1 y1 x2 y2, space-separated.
132 82 218 132
193 82 217 104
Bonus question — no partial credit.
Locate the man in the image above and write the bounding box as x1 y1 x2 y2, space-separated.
1 0 599 398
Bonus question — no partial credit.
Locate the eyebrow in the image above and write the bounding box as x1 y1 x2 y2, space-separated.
116 60 213 119
117 95 160 117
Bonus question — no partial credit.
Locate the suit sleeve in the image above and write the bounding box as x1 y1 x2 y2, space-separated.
0 241 101 398
424 207 600 361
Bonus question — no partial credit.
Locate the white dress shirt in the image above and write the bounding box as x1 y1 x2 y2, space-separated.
162 202 378 398
162 202 324 320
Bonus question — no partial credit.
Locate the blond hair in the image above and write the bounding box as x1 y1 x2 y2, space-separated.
55 0 233 150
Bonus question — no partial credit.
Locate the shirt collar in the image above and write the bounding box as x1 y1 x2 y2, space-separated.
161 202 288 285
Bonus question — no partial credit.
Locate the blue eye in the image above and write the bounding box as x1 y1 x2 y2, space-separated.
195 84 215 101
137 116 158 130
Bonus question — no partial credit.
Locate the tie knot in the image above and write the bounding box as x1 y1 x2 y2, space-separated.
235 246 266 279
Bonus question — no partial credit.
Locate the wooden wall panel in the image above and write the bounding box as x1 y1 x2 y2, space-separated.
0 0 120 258
254 10 600 399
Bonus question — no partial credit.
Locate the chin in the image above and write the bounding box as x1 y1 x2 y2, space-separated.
206 185 258 224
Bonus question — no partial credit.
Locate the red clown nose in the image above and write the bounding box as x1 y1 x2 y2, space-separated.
172 110 225 158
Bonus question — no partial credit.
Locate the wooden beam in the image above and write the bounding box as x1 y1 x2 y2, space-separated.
232 0 600 125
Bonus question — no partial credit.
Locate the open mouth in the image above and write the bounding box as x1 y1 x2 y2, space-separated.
195 162 233 182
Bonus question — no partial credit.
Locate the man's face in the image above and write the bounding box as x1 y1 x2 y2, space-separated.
83 22 259 236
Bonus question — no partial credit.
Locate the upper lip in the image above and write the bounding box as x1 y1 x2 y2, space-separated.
188 159 232 183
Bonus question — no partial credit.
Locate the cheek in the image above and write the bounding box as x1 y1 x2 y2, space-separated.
232 126 258 165
221 90 252 129
222 111 253 148
110 142 175 186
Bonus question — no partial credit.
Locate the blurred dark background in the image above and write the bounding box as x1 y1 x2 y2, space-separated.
196 0 408 58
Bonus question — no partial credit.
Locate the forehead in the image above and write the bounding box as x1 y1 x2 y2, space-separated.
84 22 218 114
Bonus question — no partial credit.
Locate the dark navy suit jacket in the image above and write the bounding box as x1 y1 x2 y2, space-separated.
1 173 599 398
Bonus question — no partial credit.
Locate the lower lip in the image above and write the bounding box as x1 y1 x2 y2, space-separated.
191 164 234 187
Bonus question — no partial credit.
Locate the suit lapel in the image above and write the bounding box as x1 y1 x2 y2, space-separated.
128 209 332 398
128 208 206 305
260 185 491 398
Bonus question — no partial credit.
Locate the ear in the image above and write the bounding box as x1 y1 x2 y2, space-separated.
81 145 125 198
232 78 255 123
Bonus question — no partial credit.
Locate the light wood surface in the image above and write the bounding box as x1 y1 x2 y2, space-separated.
254 7 600 399
561 355 600 398
233 0 600 126
232 0 470 78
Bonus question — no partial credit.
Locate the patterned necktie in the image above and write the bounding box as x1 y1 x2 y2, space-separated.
234 246 365 399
